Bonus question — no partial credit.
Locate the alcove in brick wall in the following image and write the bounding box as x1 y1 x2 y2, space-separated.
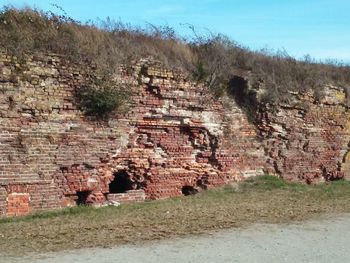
109 170 134 193
76 191 91 205
181 185 198 196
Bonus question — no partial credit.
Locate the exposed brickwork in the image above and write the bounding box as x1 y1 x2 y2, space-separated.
108 61 265 199
0 52 130 216
257 86 350 183
3 52 348 217
0 186 6 215
6 193 31 216
0 53 264 216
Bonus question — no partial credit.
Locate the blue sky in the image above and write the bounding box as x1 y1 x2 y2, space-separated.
1 0 350 62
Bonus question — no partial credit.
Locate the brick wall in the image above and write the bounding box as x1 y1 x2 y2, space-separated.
6 193 31 216
3 52 349 217
0 186 6 215
257 86 350 183
109 61 265 199
0 53 265 216
0 53 130 216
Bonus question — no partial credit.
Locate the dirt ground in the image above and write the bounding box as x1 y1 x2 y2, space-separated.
4 213 350 263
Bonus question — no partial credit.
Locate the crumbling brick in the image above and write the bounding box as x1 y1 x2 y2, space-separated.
8 52 346 217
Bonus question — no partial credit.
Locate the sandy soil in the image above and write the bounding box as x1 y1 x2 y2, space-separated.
3 214 350 263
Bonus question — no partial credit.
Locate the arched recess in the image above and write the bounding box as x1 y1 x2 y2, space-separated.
109 170 134 193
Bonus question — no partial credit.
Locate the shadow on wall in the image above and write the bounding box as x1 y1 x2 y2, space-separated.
228 76 258 123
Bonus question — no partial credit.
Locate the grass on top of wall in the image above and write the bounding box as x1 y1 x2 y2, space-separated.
1 6 350 105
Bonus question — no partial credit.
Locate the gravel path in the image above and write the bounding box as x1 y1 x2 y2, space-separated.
4 214 350 263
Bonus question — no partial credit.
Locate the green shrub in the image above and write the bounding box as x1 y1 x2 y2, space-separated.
76 77 130 119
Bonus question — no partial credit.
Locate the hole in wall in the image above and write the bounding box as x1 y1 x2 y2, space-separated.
228 76 249 100
76 191 91 205
109 170 134 193
228 76 258 123
181 185 198 196
196 179 208 190
8 96 15 110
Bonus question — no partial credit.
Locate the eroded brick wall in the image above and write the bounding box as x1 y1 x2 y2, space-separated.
0 53 130 215
110 62 265 199
3 51 348 217
0 53 265 216
257 86 350 183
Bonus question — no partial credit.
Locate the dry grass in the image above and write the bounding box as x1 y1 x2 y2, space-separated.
1 176 350 256
0 6 194 72
0 6 349 105
192 35 350 103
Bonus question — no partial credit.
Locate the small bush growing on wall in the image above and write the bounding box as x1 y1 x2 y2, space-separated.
76 77 130 119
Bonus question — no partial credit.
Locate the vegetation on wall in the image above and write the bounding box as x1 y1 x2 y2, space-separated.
0 6 194 72
0 6 349 106
191 34 350 103
75 76 130 119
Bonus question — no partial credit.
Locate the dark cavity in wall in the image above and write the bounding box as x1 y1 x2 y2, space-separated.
76 191 91 205
228 76 258 123
196 178 208 190
181 185 198 196
109 170 134 193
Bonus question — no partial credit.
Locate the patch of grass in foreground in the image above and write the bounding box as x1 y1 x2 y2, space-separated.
0 205 95 223
1 175 350 256
241 174 307 191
